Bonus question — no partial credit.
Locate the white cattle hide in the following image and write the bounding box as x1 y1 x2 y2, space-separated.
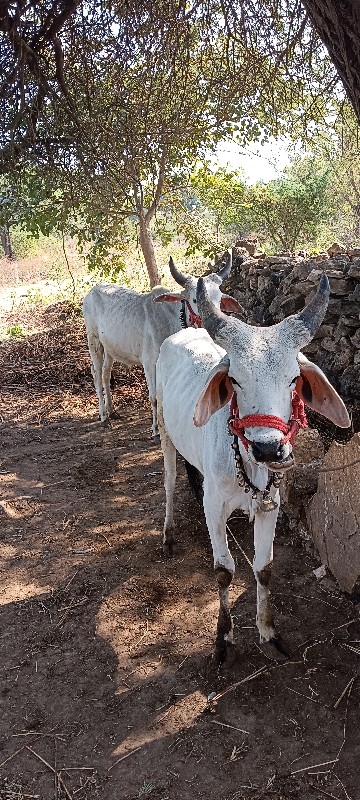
156 280 350 662
82 261 242 438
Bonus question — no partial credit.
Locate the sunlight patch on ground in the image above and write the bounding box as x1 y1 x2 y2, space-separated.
95 582 248 682
0 543 19 558
0 580 53 605
111 689 207 760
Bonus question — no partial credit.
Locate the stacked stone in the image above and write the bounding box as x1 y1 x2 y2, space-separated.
228 243 360 402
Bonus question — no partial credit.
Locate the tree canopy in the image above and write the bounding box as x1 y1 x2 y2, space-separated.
0 1 359 282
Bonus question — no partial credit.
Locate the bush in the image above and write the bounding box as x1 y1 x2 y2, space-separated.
6 324 24 337
6 227 63 259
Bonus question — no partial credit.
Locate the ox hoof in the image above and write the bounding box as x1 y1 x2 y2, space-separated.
214 639 238 669
163 540 174 558
152 434 161 445
259 635 290 662
100 419 110 429
109 410 120 420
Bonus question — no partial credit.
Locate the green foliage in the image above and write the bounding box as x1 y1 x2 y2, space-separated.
190 166 247 232
244 158 331 250
312 103 360 244
169 152 360 255
138 783 156 798
6 324 24 338
0 0 342 283
163 167 249 260
153 212 177 248
74 216 137 278
9 228 35 258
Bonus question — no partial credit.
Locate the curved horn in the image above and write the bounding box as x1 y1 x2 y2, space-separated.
196 277 231 340
295 273 330 338
217 251 232 282
169 256 187 288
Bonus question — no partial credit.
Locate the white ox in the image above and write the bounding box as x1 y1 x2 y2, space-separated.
156 274 350 662
82 255 242 438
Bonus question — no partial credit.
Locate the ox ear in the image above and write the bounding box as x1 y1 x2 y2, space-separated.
296 353 351 428
154 292 184 303
193 357 233 427
220 294 244 315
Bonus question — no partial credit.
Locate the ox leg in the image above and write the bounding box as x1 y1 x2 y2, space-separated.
203 490 235 663
87 334 107 424
158 409 177 557
253 499 289 659
102 352 117 418
143 366 159 441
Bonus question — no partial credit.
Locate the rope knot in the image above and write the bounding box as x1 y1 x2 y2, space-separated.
228 391 307 451
185 300 202 329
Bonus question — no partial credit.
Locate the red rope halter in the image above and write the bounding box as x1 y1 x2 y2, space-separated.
185 300 202 328
228 390 307 451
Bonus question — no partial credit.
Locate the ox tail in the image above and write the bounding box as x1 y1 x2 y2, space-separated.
184 459 203 504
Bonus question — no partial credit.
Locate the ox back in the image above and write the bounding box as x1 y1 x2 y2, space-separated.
83 284 181 437
83 284 180 367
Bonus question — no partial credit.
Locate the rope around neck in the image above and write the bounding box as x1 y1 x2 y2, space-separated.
180 299 202 329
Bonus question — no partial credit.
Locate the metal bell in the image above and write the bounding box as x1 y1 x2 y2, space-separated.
259 490 278 513
272 472 283 488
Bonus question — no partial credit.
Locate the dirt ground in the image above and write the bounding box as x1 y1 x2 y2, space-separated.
1 303 360 800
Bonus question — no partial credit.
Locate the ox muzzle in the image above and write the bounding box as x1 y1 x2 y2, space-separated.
248 438 295 471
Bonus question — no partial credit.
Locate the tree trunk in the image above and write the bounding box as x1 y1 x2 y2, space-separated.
301 1 360 123
0 224 14 259
139 214 161 288
132 148 167 288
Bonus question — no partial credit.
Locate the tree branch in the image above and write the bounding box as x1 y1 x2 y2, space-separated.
145 146 168 225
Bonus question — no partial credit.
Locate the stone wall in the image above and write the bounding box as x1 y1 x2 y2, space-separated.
227 247 360 403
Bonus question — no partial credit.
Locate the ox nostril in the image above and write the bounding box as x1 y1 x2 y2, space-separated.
251 441 284 463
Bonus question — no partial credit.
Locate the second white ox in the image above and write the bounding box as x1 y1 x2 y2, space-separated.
156 273 350 661
82 255 242 438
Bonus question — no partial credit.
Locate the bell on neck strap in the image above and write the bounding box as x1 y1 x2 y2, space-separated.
259 489 278 513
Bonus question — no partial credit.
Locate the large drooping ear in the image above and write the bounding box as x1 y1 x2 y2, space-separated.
193 357 233 427
296 353 350 428
220 294 244 315
153 292 184 303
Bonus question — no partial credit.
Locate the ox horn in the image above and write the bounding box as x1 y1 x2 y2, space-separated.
197 276 232 340
169 256 187 287
294 273 330 339
216 251 232 282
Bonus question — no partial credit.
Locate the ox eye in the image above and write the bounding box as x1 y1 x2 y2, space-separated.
230 377 241 388
193 298 197 304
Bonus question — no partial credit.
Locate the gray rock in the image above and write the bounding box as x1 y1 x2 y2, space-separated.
266 256 295 267
340 364 360 400
281 429 324 512
348 261 360 278
234 237 258 256
328 278 354 296
351 329 360 349
312 252 329 262
307 434 360 593
321 337 337 353
327 242 347 257
313 324 334 341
